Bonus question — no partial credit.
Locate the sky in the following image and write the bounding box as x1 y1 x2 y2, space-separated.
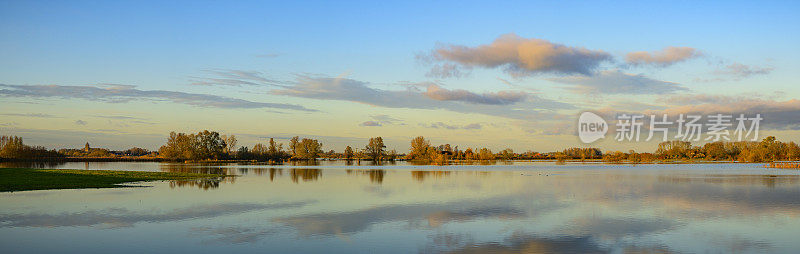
1 0 799 152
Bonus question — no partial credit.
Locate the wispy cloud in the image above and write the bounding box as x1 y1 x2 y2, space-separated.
192 226 279 244
190 69 290 87
549 70 687 94
91 115 146 120
371 114 403 125
426 63 464 78
189 69 286 87
424 84 527 105
0 84 316 112
599 94 800 130
359 115 406 127
716 63 773 79
419 122 482 130
271 75 573 120
626 46 702 67
360 121 382 127
0 202 312 228
91 115 156 125
420 33 612 77
74 120 87 126
0 113 59 118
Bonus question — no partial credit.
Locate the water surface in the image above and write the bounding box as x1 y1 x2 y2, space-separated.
1 161 799 253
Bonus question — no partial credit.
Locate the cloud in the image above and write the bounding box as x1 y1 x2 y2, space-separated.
595 94 800 130
419 122 482 130
74 120 87 125
192 226 279 244
189 69 285 87
0 84 315 112
549 70 688 94
271 75 572 120
654 94 800 130
275 199 524 236
360 114 405 127
371 114 402 125
0 202 312 228
563 217 679 239
426 63 464 78
424 84 527 105
626 46 702 67
657 94 749 105
716 63 773 79
91 115 146 120
0 113 58 118
360 121 382 127
444 234 608 254
421 33 612 77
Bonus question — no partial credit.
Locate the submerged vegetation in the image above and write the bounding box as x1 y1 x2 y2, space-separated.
0 168 221 192
2 132 800 164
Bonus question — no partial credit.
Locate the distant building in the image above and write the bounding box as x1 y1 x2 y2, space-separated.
84 142 90 152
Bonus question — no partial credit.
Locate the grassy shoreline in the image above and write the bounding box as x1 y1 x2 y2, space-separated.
0 168 224 192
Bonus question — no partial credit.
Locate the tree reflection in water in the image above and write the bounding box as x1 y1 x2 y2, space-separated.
410 171 490 182
290 168 321 183
346 169 386 184
0 161 67 169
159 163 230 175
411 171 452 182
269 168 282 181
169 177 233 190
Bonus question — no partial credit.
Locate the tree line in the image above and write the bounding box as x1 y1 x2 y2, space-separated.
598 136 800 163
0 135 60 159
3 131 800 164
157 130 326 161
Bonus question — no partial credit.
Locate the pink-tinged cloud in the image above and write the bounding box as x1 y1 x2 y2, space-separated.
423 84 527 105
626 46 702 67
716 63 773 79
423 33 612 77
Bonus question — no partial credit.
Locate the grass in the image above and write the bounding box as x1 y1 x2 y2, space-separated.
0 168 223 192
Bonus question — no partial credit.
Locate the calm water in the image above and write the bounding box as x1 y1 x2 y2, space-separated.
2 161 800 253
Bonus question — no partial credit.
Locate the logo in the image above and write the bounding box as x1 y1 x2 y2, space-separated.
578 112 607 143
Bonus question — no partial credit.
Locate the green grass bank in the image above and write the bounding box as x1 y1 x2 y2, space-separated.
0 168 223 192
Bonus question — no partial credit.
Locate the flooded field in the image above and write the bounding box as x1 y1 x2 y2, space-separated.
2 161 799 253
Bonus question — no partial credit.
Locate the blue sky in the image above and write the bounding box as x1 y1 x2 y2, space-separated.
1 0 799 152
